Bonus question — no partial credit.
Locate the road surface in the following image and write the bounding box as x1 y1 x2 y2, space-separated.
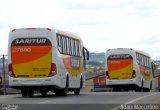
0 92 159 110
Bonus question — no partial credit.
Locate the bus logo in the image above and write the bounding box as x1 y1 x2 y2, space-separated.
11 38 51 46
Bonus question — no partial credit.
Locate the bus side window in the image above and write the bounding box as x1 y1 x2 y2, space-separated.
56 34 62 53
136 53 140 64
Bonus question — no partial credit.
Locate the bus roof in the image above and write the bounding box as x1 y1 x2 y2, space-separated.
10 28 82 40
10 28 51 32
107 48 151 57
56 30 81 40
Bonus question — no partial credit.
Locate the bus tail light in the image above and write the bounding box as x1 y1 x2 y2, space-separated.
47 28 52 31
26 28 36 30
8 64 16 78
132 70 136 78
48 63 57 77
106 71 110 79
11 29 16 32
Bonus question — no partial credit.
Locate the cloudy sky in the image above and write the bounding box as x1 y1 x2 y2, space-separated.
1 0 160 59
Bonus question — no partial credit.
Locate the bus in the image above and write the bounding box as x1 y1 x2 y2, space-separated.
8 28 89 97
105 48 153 92
152 60 160 92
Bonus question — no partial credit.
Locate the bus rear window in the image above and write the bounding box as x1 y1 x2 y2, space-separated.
108 54 132 60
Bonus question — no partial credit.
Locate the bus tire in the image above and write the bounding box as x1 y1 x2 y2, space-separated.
61 76 69 96
112 87 120 92
40 90 47 96
21 89 27 97
140 80 144 92
55 92 61 96
74 88 80 95
149 81 152 91
80 76 83 88
144 82 152 92
74 76 82 95
28 90 34 97
135 87 140 92
54 89 61 96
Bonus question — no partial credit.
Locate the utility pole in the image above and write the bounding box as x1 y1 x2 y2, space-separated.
2 54 7 95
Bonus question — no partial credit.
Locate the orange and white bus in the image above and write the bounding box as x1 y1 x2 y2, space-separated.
105 48 153 92
8 28 89 97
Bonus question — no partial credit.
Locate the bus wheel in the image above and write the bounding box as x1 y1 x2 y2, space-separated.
113 87 120 92
135 87 140 92
80 76 83 88
28 90 34 97
149 81 152 92
74 89 80 95
40 91 47 96
74 77 82 95
21 89 27 97
61 76 69 96
54 90 61 96
140 80 144 92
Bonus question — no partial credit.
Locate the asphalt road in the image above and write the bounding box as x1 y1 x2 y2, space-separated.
0 92 160 110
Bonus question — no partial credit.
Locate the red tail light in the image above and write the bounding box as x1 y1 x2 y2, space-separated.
106 71 110 79
47 28 52 31
26 28 36 30
11 29 16 32
8 64 16 78
132 70 136 78
48 63 57 77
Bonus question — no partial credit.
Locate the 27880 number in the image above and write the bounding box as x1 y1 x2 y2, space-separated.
12 47 31 53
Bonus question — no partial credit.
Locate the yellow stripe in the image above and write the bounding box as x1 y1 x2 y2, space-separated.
13 50 52 78
109 63 133 79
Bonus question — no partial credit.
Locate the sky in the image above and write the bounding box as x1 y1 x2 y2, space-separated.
1 0 160 59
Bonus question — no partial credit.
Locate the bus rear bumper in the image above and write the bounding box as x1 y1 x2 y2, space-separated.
107 79 137 86
106 78 140 90
8 76 63 90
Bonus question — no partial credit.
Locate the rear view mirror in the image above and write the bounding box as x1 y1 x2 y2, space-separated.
83 47 89 60
152 61 160 77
